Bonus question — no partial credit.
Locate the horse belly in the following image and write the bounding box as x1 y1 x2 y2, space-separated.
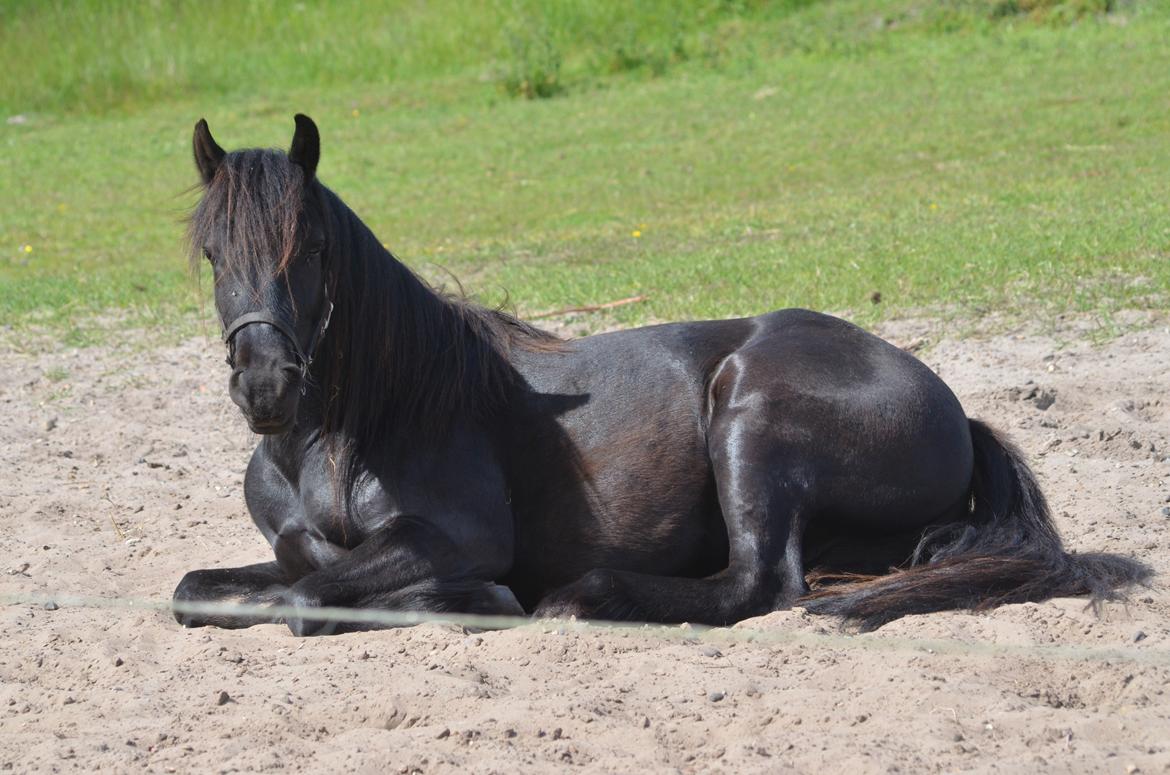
508 409 726 600
584 444 722 570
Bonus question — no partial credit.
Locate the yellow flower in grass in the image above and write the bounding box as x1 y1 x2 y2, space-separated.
631 230 642 238
22 244 32 253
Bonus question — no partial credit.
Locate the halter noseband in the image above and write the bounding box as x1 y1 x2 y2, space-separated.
223 281 334 384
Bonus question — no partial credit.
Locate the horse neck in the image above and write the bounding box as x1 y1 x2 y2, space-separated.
317 192 509 448
330 196 461 359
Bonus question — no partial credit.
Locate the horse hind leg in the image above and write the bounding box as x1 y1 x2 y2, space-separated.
690 414 815 615
172 561 290 629
534 427 811 625
530 504 807 626
531 534 802 626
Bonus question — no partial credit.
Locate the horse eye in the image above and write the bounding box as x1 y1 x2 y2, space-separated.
203 248 216 264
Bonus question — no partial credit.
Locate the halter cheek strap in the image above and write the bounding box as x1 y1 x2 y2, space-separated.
223 282 335 383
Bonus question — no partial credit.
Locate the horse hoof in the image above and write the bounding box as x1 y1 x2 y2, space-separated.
483 584 525 617
286 616 337 637
533 569 624 621
282 588 338 637
172 571 210 627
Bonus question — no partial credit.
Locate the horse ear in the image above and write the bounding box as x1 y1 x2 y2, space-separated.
289 113 320 182
192 118 225 185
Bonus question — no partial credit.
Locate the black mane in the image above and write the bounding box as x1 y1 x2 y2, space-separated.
187 148 305 279
313 183 561 450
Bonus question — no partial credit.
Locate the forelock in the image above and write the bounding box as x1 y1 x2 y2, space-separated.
187 148 306 278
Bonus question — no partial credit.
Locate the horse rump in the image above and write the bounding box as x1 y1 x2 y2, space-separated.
801 419 1151 630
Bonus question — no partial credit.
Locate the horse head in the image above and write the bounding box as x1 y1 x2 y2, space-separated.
189 115 332 434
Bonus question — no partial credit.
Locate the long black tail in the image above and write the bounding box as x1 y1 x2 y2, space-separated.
802 419 1151 631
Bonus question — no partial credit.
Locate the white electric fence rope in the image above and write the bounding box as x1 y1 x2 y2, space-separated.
2 591 1167 666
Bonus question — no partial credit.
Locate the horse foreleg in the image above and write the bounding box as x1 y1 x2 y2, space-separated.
304 579 525 635
172 561 290 628
279 515 519 636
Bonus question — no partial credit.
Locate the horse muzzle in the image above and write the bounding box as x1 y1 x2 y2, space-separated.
229 363 302 434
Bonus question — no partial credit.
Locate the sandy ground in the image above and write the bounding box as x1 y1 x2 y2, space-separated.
1 311 1168 774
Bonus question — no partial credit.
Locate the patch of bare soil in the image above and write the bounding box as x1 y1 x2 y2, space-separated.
1 313 1168 773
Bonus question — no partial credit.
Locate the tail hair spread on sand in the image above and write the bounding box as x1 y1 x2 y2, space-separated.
801 419 1151 631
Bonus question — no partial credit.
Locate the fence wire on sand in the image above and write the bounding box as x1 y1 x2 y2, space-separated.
2 591 1167 667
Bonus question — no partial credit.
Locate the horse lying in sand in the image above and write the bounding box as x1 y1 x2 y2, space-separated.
174 115 1146 636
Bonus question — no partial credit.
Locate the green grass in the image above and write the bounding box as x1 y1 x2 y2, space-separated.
0 0 814 115
2 0 1169 345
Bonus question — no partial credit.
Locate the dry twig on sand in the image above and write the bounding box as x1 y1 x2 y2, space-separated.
528 295 648 320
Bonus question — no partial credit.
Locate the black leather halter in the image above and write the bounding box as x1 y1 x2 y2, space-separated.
222 282 334 383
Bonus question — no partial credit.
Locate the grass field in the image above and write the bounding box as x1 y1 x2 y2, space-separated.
2 0 1168 344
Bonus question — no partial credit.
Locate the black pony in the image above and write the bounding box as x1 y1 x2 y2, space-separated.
174 115 1147 635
